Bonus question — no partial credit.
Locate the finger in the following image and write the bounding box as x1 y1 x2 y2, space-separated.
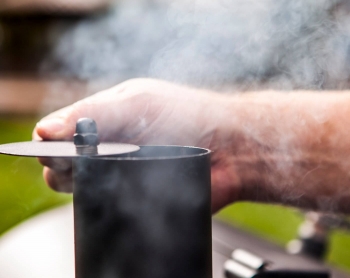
34 81 136 142
32 129 42 141
38 157 72 171
35 105 84 141
43 167 73 193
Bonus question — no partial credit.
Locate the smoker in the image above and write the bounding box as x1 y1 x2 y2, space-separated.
2 119 350 278
0 118 213 278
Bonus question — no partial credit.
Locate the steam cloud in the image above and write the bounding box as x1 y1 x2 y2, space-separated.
39 0 350 211
42 0 350 91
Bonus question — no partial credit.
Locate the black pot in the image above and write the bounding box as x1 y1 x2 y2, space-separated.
73 145 212 278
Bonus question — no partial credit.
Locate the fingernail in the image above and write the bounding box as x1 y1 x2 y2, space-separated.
36 118 66 136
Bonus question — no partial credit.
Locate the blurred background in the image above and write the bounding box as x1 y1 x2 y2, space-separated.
0 0 350 276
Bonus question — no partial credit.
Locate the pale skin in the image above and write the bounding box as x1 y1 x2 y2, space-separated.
33 78 350 213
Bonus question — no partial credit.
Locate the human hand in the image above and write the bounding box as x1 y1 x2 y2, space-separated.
33 78 240 213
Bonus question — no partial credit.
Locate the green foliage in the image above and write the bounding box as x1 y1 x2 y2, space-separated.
0 116 72 235
328 230 350 272
217 202 302 245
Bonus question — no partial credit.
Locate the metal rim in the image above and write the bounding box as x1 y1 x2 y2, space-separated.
95 145 211 161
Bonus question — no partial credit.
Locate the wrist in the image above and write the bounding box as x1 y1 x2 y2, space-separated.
207 94 256 208
221 94 270 203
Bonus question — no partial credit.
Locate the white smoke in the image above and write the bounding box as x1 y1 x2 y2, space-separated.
41 0 350 91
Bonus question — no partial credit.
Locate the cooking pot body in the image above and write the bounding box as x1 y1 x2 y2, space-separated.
73 146 212 278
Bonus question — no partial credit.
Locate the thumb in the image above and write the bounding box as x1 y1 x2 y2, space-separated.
34 85 133 142
35 106 78 141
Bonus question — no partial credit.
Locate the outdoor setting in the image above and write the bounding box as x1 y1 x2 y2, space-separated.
0 0 350 278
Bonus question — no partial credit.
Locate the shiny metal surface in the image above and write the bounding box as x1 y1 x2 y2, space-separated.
0 141 140 157
212 220 350 278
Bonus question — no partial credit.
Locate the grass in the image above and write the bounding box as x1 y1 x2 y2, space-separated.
0 115 72 235
0 115 349 273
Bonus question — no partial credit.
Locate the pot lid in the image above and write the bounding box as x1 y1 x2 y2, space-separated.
0 118 140 157
0 141 139 158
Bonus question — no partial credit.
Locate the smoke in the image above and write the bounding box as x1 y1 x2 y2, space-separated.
41 0 350 91
38 0 350 212
74 147 211 278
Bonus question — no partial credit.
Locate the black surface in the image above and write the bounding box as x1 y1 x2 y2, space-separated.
73 146 212 278
212 220 350 278
0 141 140 157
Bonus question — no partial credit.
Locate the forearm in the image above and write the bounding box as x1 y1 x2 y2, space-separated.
222 91 350 212
34 78 350 213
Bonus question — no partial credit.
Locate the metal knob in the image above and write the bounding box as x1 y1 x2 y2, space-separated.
74 118 100 155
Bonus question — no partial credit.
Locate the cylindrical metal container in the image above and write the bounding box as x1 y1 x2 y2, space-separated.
73 145 212 278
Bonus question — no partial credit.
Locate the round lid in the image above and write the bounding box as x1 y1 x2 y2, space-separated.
0 141 140 158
